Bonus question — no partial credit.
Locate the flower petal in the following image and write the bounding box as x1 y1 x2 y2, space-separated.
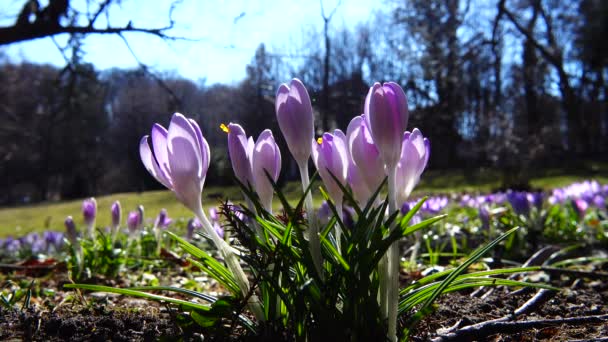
139 136 172 189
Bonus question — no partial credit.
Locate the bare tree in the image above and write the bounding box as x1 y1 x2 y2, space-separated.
1 0 182 45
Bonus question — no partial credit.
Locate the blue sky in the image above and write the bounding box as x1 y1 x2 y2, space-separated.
2 0 383 85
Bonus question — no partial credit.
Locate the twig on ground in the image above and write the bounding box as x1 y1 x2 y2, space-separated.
438 288 556 335
432 314 608 342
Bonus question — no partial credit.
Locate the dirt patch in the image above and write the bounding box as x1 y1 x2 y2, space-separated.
413 278 608 341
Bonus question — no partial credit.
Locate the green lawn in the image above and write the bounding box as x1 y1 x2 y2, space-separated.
0 168 606 238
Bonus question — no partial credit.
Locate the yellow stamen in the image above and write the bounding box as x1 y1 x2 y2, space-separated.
220 123 230 133
316 137 323 145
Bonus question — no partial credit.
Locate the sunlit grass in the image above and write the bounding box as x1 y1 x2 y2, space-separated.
0 168 606 238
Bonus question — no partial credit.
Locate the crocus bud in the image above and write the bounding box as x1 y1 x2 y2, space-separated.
82 198 97 224
252 129 282 211
346 115 385 193
226 123 254 187
186 218 202 241
312 130 349 205
155 208 172 229
507 191 530 217
395 129 430 206
111 201 121 227
140 113 210 212
137 205 145 229
275 78 314 167
365 82 409 168
64 216 78 245
127 211 140 236
572 198 589 218
209 207 219 222
213 222 224 239
479 206 490 231
527 192 543 211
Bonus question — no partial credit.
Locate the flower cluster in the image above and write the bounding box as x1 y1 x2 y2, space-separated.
137 78 430 341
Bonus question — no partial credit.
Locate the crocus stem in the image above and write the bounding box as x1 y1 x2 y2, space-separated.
387 166 399 342
298 161 323 278
154 225 162 255
110 225 119 246
194 207 265 322
335 200 343 252
86 223 95 240
244 194 264 239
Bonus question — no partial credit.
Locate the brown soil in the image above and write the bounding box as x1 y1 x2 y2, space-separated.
1 261 607 341
415 283 607 341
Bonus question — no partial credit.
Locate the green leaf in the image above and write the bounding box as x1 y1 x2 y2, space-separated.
64 284 212 312
190 309 218 328
401 227 520 336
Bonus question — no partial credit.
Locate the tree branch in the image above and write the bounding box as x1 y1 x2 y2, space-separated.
0 23 178 46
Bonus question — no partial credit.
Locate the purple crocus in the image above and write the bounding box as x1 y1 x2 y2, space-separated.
213 222 225 239
186 218 202 241
312 130 349 206
140 113 210 212
155 208 172 229
251 129 282 211
82 197 97 239
395 129 430 206
365 82 409 168
111 201 121 227
527 192 544 211
347 161 373 206
43 231 64 253
506 191 530 217
572 198 589 217
346 115 385 196
275 78 314 167
226 123 254 187
209 207 219 222
479 206 490 231
64 216 78 245
127 211 140 236
137 205 145 229
82 198 97 224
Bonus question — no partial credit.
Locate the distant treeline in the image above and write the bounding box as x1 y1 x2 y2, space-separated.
1 0 606 205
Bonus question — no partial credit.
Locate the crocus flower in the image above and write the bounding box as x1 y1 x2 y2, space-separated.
479 206 490 231
275 78 314 167
592 195 605 209
127 211 140 236
507 191 530 217
64 216 78 245
209 207 219 222
213 222 224 239
572 198 589 218
111 201 121 227
346 115 385 196
225 123 254 187
82 197 97 238
312 130 349 206
186 218 202 241
155 208 172 229
527 192 544 211
43 231 64 253
137 205 145 229
251 129 281 211
347 161 373 206
365 82 409 168
395 129 430 206
140 113 210 212
82 198 97 224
